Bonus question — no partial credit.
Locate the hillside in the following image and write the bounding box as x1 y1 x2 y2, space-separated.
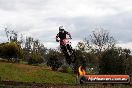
0 59 76 84
0 59 131 88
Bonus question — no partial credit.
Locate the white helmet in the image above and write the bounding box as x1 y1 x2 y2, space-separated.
59 26 64 31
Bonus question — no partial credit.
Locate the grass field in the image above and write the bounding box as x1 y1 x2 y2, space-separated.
0 60 76 85
0 59 131 88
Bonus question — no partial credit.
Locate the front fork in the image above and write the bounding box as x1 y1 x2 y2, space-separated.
66 44 73 55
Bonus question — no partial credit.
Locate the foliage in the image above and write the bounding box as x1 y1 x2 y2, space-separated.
0 42 23 62
126 56 132 75
76 42 87 52
28 52 44 65
99 48 131 74
46 49 63 71
73 50 87 73
60 65 69 73
75 28 118 74
5 28 18 42
23 37 47 63
84 28 116 53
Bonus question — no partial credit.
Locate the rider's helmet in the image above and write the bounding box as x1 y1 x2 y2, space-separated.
59 26 64 32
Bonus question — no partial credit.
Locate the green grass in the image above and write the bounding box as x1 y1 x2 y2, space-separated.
0 60 131 88
0 60 76 84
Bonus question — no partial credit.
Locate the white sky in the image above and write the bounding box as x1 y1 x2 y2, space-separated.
0 0 132 49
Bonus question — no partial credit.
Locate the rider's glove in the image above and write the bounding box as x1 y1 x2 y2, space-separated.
56 39 59 42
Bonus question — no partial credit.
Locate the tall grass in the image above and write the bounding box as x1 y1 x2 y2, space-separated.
0 61 76 84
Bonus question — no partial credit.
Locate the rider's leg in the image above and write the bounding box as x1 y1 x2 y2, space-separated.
66 44 76 63
67 44 73 52
60 45 67 55
60 45 72 65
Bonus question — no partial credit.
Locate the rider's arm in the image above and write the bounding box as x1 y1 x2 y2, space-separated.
66 31 72 39
56 33 59 42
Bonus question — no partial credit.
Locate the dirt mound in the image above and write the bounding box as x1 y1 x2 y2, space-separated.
0 80 131 88
0 80 76 88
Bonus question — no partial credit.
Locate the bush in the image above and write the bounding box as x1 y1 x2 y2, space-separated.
47 56 62 71
28 52 44 65
73 50 87 73
46 49 63 71
60 65 69 73
0 42 23 62
99 48 126 74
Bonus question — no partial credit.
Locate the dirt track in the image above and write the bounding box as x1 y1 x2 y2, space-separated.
0 80 79 88
0 80 132 88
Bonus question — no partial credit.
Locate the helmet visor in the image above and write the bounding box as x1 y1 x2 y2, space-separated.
59 29 64 32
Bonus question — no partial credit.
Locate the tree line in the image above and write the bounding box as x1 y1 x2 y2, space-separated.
0 27 132 75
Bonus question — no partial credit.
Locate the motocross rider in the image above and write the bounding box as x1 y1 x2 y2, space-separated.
56 26 72 64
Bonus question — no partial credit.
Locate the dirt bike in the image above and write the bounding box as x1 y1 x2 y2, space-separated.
60 38 76 68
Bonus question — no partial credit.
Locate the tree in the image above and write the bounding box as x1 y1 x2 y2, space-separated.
28 51 44 65
0 42 23 62
46 49 63 71
99 48 128 74
76 42 87 52
73 50 87 73
27 39 47 65
84 28 116 53
76 41 102 72
24 37 33 52
122 49 131 75
23 37 47 63
5 28 18 42
126 56 132 75
19 34 24 48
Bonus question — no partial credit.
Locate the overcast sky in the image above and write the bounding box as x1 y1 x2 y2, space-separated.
0 0 132 49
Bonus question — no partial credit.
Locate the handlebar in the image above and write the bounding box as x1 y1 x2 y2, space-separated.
66 38 72 39
56 38 72 42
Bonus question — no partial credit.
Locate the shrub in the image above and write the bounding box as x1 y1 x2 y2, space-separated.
99 48 126 74
73 50 87 73
0 42 23 62
47 53 62 71
60 65 69 73
28 52 44 65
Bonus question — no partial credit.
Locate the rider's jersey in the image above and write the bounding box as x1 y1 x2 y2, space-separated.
56 31 69 40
